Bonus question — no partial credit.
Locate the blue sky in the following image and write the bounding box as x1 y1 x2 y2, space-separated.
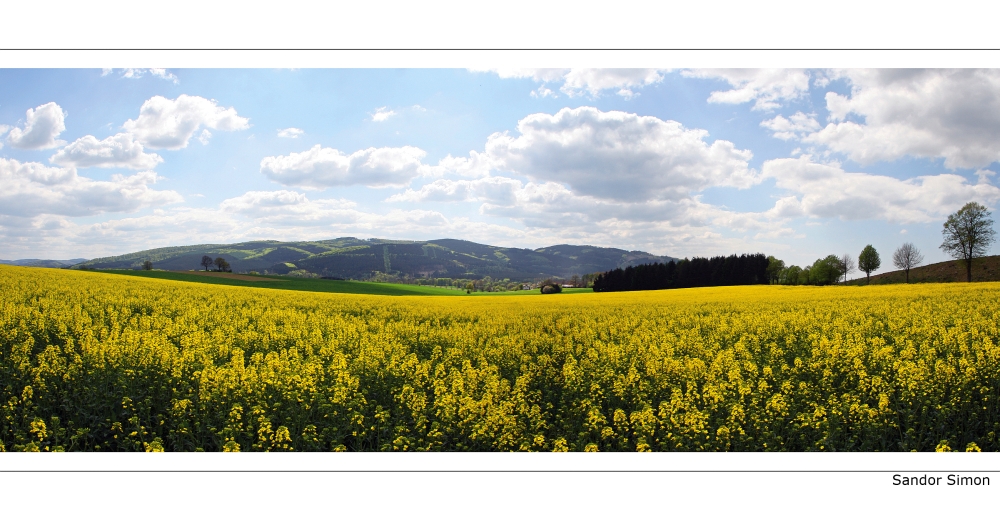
1 68 998 272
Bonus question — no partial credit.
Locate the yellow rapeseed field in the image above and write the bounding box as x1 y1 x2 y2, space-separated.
1 265 998 452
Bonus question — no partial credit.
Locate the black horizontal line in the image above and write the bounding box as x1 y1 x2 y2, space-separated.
1 48 998 52
2 470 998 473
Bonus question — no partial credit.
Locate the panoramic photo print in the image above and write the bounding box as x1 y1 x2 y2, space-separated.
1 68 998 452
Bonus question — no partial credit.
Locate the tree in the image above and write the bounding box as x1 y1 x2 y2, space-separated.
142 260 153 271
838 253 856 283
214 257 231 272
858 245 881 284
201 255 213 271
782 265 802 285
766 256 786 284
940 202 996 282
892 242 924 284
809 255 844 285
539 278 562 294
799 265 812 285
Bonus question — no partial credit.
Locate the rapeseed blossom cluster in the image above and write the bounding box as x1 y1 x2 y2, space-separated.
1 265 998 452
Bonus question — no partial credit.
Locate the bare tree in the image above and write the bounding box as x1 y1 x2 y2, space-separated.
940 202 996 282
839 253 856 283
142 260 153 271
892 243 924 284
201 255 213 271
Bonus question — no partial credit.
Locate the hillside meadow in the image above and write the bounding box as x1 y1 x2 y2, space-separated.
1 265 998 452
84 269 594 296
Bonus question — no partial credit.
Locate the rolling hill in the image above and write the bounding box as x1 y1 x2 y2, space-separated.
71 238 677 281
0 258 87 268
848 255 1000 284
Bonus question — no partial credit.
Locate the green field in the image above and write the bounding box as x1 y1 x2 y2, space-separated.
82 269 594 296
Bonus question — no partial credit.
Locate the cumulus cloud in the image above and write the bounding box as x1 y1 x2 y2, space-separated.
387 176 521 205
103 68 179 84
804 69 1000 169
7 102 67 150
560 69 664 98
761 156 1000 223
682 69 811 111
122 95 250 150
432 150 497 179
260 144 428 189
483 106 759 202
760 112 821 140
277 127 304 138
370 107 396 122
220 190 356 219
49 133 163 170
477 68 666 98
0 158 182 218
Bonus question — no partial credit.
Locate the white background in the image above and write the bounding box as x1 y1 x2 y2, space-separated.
2 1 999 521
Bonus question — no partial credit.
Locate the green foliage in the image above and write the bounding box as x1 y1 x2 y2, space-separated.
92 269 593 297
808 255 844 286
941 202 996 282
766 256 786 284
71 237 677 282
858 245 881 283
539 279 562 294
782 265 802 285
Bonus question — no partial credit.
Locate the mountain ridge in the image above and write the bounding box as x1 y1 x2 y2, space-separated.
0 258 88 268
71 238 678 281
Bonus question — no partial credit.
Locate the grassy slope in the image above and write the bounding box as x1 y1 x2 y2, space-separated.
847 255 1000 285
82 269 593 296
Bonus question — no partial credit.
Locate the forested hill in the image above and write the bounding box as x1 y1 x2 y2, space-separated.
0 258 88 268
72 238 676 280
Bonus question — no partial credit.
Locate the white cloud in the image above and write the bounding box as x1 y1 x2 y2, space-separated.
805 69 1000 169
486 68 571 83
0 158 182 218
220 190 356 220
49 132 163 170
761 156 1000 223
122 95 250 150
260 144 428 189
371 107 396 122
682 69 811 111
7 102 67 150
560 69 664 97
432 150 497 179
483 106 759 202
760 112 821 140
198 129 212 145
103 68 179 83
387 176 521 204
277 127 304 138
531 86 556 98
477 68 665 98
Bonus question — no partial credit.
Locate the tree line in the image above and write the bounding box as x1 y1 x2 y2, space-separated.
592 201 996 292
593 253 768 292
773 202 995 285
